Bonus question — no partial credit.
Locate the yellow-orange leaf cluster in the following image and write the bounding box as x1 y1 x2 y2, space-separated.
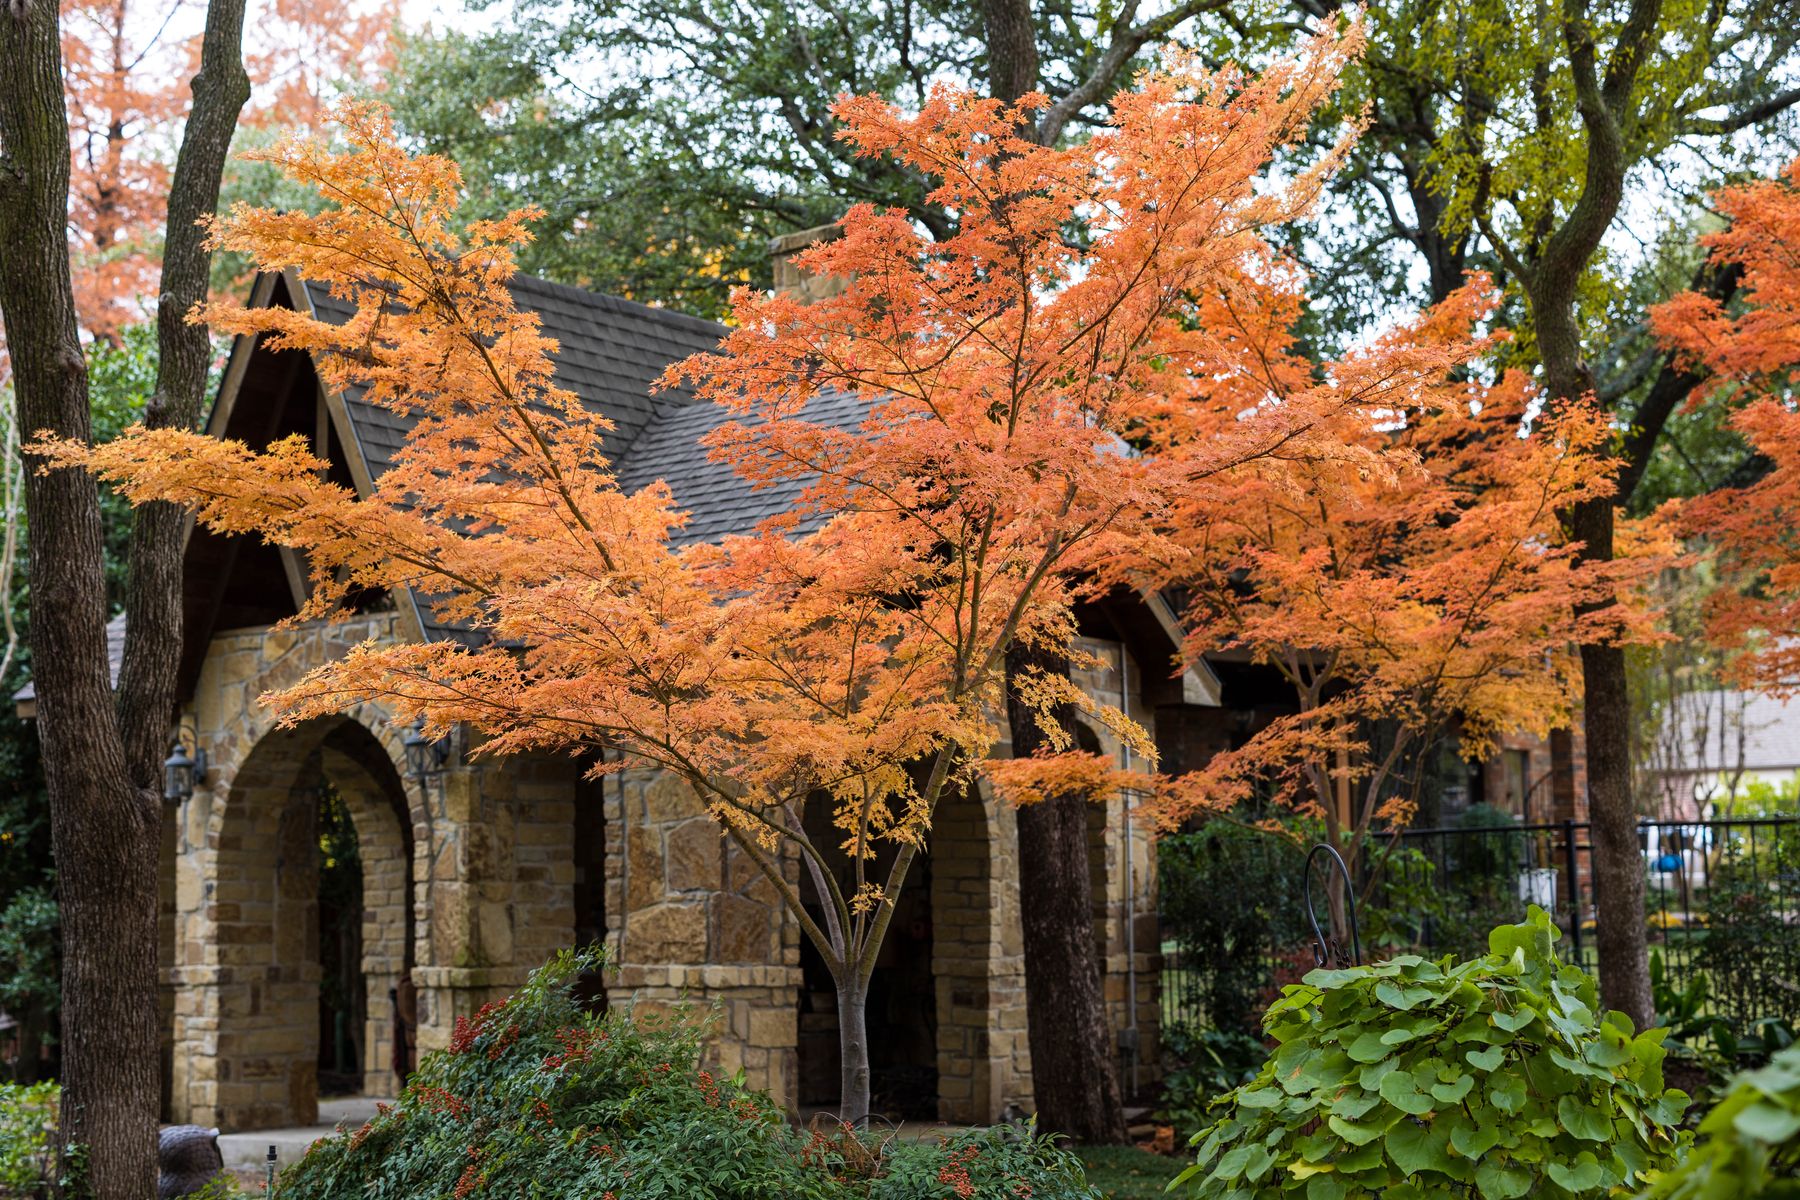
1129 274 1665 872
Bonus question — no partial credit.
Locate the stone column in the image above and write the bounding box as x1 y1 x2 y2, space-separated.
931 782 1031 1123
608 769 801 1107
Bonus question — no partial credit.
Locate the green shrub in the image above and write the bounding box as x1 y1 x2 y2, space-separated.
1177 907 1691 1199
1158 820 1311 1033
1156 1025 1268 1140
277 949 1099 1200
1639 1042 1800 1200
1698 831 1800 1031
0 1081 57 1198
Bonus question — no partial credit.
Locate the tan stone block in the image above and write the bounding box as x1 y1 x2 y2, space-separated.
627 827 664 911
746 1007 792 1049
444 771 480 824
711 894 770 963
478 901 514 966
623 902 707 965
665 818 721 892
643 773 703 823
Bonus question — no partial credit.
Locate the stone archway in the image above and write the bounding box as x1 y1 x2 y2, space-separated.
168 715 416 1131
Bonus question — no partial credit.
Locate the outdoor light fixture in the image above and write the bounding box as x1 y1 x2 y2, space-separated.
163 738 208 804
402 717 451 783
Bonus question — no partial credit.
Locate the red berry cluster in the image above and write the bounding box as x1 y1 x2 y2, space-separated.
937 1146 980 1199
414 1086 470 1120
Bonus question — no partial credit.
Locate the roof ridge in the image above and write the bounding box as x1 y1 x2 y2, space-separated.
505 273 731 341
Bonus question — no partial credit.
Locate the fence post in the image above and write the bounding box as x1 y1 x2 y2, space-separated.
1563 818 1582 964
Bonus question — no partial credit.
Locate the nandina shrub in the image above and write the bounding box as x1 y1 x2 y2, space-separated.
275 949 1098 1200
1178 907 1692 1199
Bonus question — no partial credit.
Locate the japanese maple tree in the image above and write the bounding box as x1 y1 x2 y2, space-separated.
34 24 1518 1120
1652 158 1800 694
1129 273 1663 893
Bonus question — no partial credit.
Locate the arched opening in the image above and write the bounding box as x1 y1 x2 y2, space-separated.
178 715 416 1130
316 781 364 1094
571 752 609 1012
793 793 938 1120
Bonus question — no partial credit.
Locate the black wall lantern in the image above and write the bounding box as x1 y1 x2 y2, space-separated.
402 717 451 783
163 739 208 804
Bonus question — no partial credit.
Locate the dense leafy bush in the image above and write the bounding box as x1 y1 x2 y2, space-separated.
1159 820 1310 1033
1178 907 1691 1199
1640 1043 1800 1200
0 1081 57 1198
278 949 1099 1200
1698 829 1800 1030
1156 1025 1268 1140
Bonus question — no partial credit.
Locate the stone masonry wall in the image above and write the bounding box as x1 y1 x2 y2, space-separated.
169 615 579 1130
605 767 801 1107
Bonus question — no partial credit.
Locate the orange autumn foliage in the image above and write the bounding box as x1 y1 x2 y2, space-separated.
57 0 398 341
32 24 1517 1109
1652 158 1800 693
1129 272 1665 872
984 751 1149 809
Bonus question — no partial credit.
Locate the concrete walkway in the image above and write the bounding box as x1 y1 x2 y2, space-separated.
215 1096 391 1175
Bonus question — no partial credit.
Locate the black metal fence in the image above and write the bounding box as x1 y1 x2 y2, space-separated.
1161 815 1800 1033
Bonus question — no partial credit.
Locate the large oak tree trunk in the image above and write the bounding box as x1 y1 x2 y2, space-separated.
982 5 1127 1141
1509 0 1662 1032
0 8 160 1195
1006 643 1129 1144
1571 497 1654 1023
0 1 246 1193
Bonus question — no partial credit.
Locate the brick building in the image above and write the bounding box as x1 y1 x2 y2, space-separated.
114 262 1226 1133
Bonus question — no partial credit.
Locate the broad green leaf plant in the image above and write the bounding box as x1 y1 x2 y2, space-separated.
1179 908 1690 1199
1639 1043 1800 1200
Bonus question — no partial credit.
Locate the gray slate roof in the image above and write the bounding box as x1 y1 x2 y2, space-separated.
613 388 867 546
299 274 856 636
303 273 732 483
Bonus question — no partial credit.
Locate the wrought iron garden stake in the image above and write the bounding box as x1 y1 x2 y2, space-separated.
1303 843 1362 969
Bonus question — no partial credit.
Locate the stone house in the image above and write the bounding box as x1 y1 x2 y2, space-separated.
111 258 1227 1133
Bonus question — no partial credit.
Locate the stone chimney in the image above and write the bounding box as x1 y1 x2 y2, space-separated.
770 223 847 303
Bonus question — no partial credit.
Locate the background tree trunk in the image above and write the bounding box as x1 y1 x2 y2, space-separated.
0 1 246 1193
1571 498 1654 1021
1504 0 1661 1031
1006 643 1129 1144
982 3 1128 1141
1 7 158 1195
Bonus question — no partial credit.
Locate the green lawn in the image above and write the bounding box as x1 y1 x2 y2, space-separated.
1077 1146 1185 1199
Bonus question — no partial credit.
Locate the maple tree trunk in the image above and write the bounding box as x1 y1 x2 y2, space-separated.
836 978 871 1123
0 1 247 1193
1006 643 1128 1143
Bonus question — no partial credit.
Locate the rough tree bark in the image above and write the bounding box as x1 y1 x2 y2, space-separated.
1504 0 1663 1029
1005 643 1130 1143
0 1 246 1194
982 0 1129 1139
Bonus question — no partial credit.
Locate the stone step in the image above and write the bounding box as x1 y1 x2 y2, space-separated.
212 1096 392 1175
